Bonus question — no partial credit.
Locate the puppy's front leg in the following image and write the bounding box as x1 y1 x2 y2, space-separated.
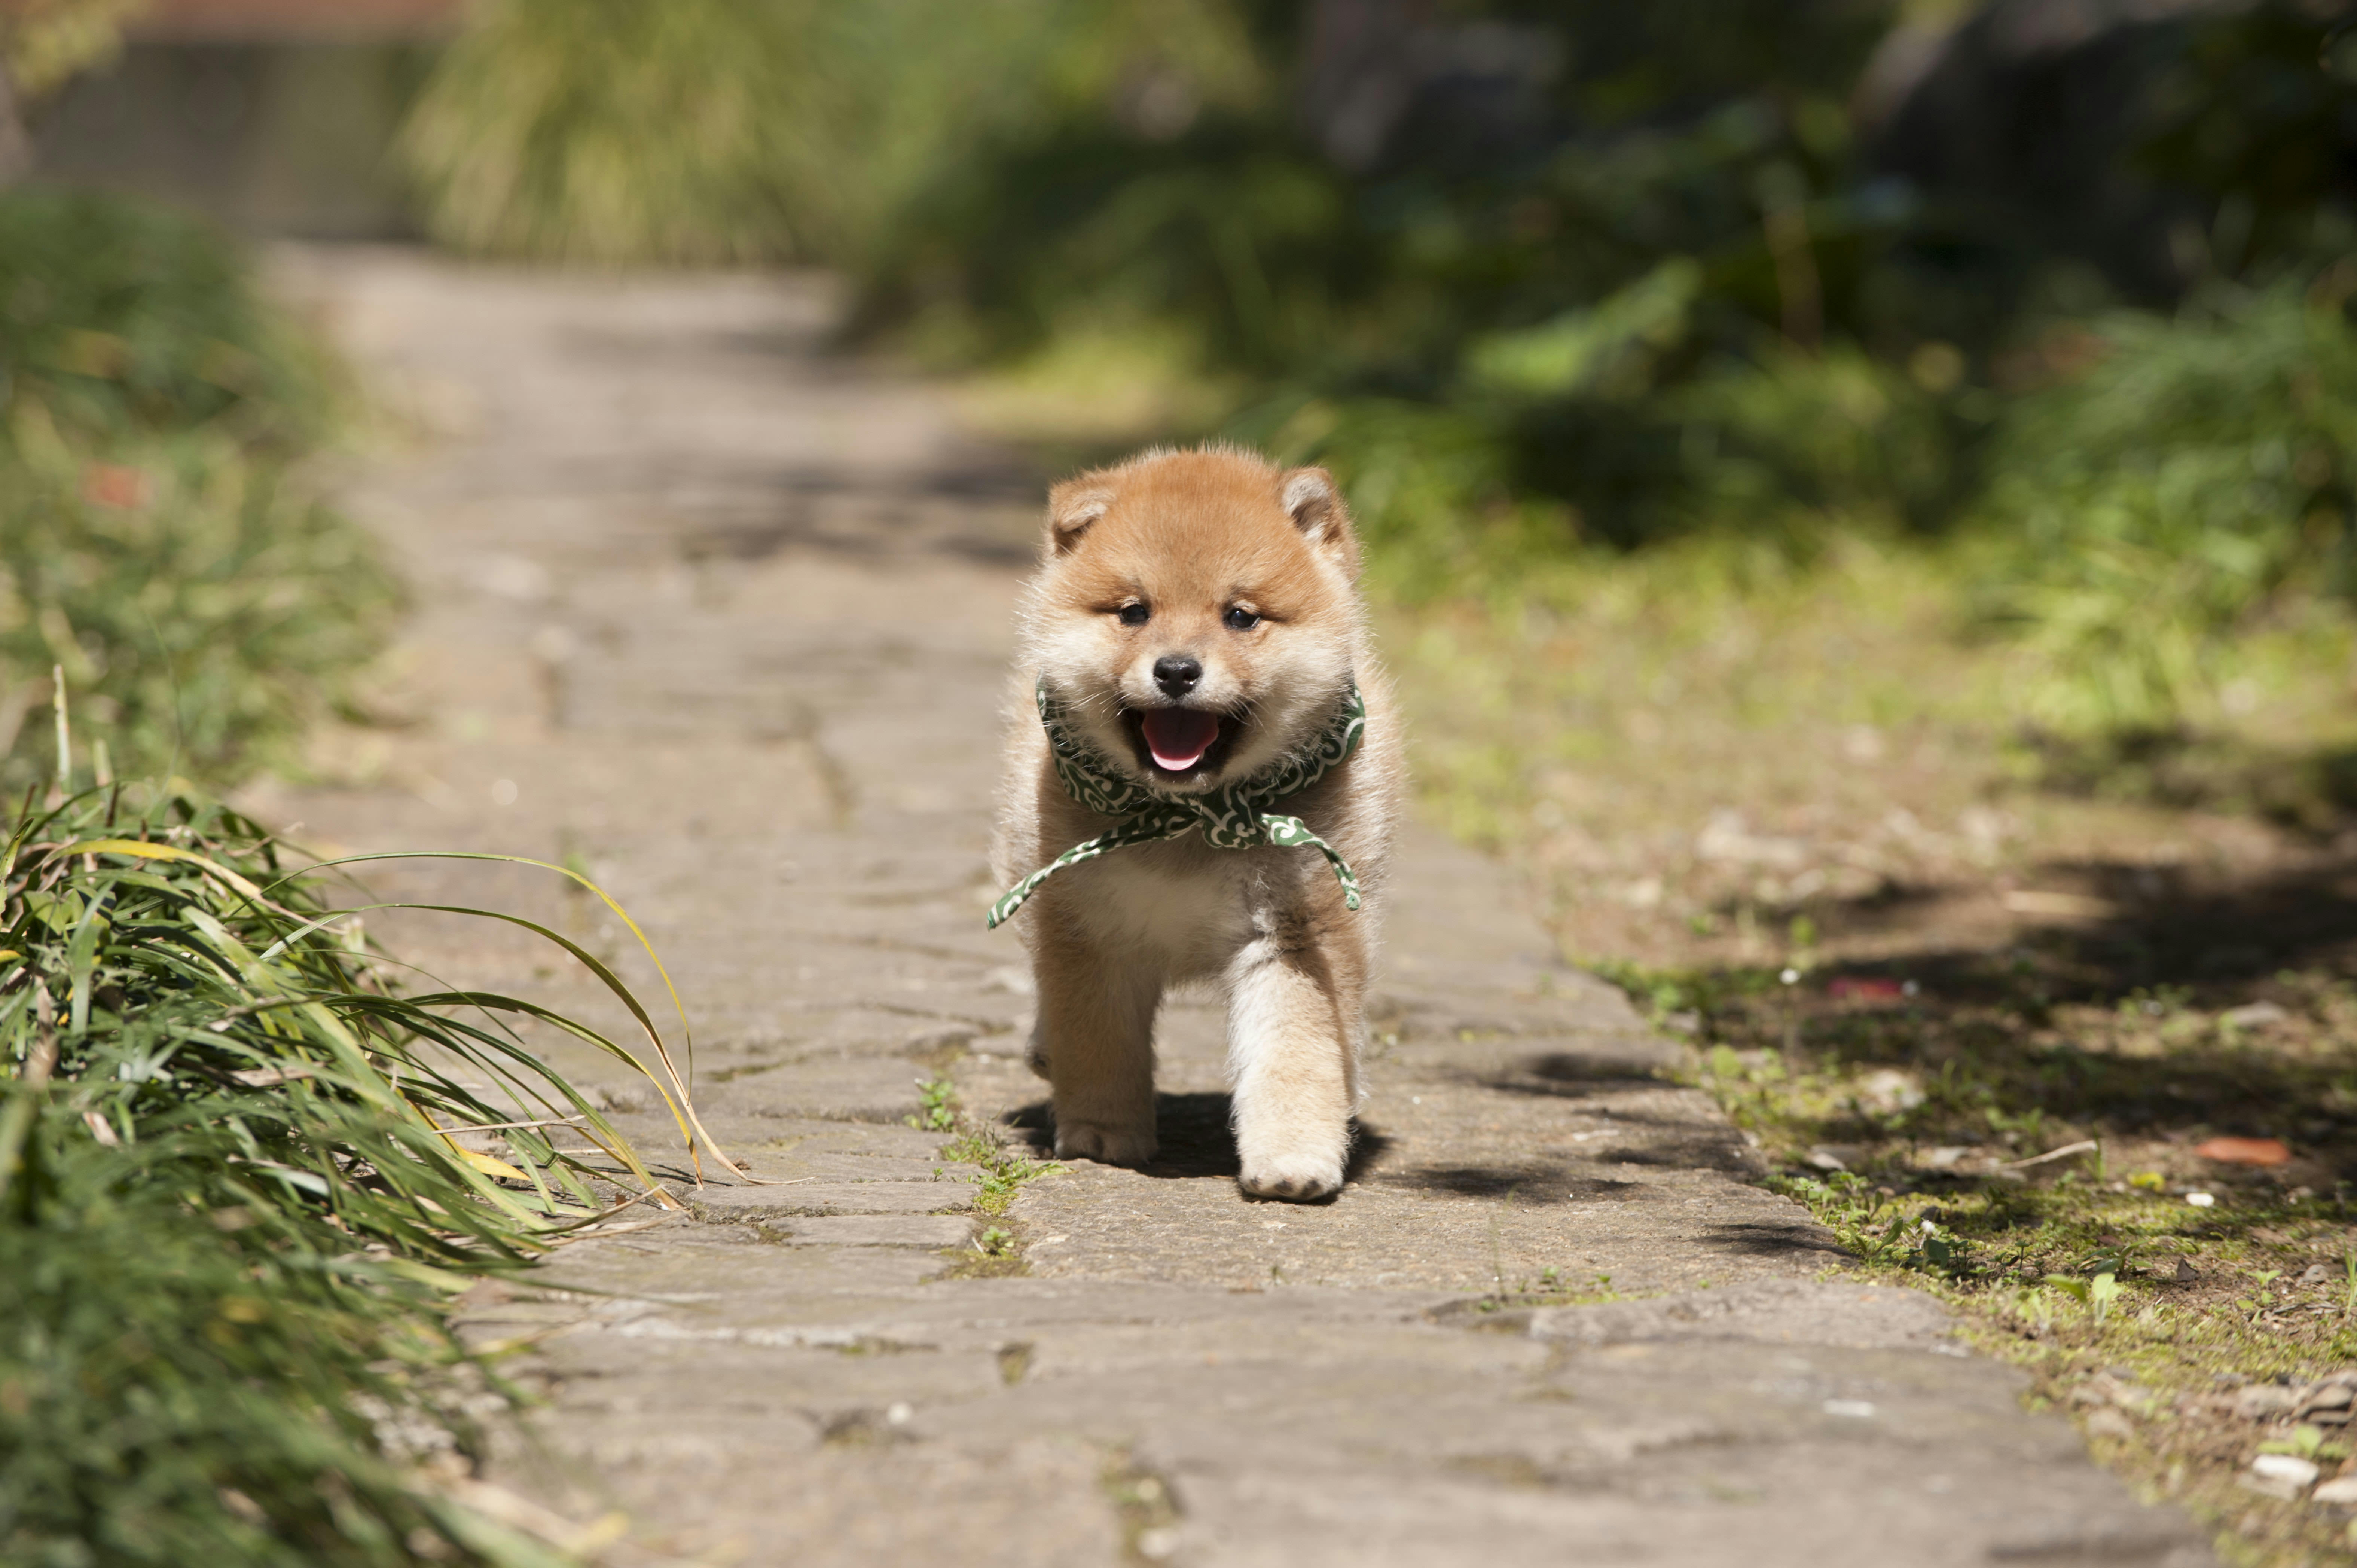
1032 929 1161 1167
1226 928 1356 1201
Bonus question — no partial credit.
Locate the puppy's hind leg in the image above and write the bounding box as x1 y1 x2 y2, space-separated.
1032 929 1161 1168
1225 926 1355 1202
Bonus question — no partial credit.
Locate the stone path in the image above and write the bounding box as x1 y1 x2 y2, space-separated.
265 250 2214 1567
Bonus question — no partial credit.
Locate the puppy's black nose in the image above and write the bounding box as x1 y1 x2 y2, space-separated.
1153 655 1202 697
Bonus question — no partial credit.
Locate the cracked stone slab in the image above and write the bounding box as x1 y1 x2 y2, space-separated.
683 1180 980 1220
265 250 2217 1568
1521 1277 1963 1350
745 1214 976 1248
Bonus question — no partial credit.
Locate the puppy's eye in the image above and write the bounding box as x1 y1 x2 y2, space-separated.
1117 603 1151 627
1222 606 1261 631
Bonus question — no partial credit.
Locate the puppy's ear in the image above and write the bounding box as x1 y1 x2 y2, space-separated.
1044 479 1115 559
1280 466 1360 578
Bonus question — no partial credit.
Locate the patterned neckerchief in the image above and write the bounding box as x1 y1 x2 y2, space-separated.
986 679 1367 930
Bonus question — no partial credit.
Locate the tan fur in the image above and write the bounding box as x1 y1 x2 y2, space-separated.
990 446 1404 1201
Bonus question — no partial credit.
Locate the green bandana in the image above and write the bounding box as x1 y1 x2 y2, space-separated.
987 680 1367 929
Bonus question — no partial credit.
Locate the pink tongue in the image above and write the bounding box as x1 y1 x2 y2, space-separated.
1141 708 1221 772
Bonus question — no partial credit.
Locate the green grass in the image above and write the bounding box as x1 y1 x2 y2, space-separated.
939 1122 1063 1220
1964 283 2357 738
399 0 817 265
0 189 394 795
907 1073 1063 1277
0 188 341 450
400 0 1266 270
0 423 400 794
0 767 720 1565
914 1073 1064 1219
906 1073 959 1133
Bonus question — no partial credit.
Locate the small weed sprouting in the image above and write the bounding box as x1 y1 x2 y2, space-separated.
921 1083 1063 1218
906 1074 958 1133
936 1220 1031 1281
2043 1272 2124 1325
1465 1267 1626 1316
972 1149 1061 1216
1768 1171 1918 1269
1918 1223 1973 1278
914 1076 1063 1280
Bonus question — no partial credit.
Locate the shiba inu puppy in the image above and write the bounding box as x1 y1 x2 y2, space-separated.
989 446 1401 1201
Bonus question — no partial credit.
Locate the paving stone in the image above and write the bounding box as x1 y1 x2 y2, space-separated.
1523 1278 1963 1350
263 248 2217 1568
740 1214 975 1248
683 1180 980 1220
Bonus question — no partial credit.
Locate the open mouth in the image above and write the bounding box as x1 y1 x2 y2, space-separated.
1126 706 1236 780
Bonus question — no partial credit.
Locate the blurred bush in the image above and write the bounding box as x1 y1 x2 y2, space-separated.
0 190 395 791
1 0 140 100
0 418 396 789
401 0 817 263
0 189 335 447
1974 279 2357 734
402 0 1265 267
402 0 2357 743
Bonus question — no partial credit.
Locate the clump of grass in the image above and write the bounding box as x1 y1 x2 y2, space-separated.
0 188 392 794
1970 281 2357 738
0 188 339 450
905 1073 958 1133
0 770 725 1564
938 1118 1062 1219
907 1072 1063 1279
401 0 1265 271
0 417 401 794
399 0 820 265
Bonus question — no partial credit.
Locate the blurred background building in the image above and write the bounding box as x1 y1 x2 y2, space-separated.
28 0 457 236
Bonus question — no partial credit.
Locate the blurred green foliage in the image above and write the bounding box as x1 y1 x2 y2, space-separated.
401 0 1265 266
0 189 334 448
0 0 141 100
403 0 2357 743
400 0 814 263
1973 279 2357 734
4 1185 529 1568
0 419 396 789
0 190 396 791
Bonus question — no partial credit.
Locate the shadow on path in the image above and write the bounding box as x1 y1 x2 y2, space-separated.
1002 1092 1397 1184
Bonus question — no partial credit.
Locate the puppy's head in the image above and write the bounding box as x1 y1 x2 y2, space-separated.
1024 447 1361 795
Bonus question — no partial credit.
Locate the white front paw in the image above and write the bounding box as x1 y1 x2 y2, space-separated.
1054 1119 1157 1168
1238 1152 1344 1202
